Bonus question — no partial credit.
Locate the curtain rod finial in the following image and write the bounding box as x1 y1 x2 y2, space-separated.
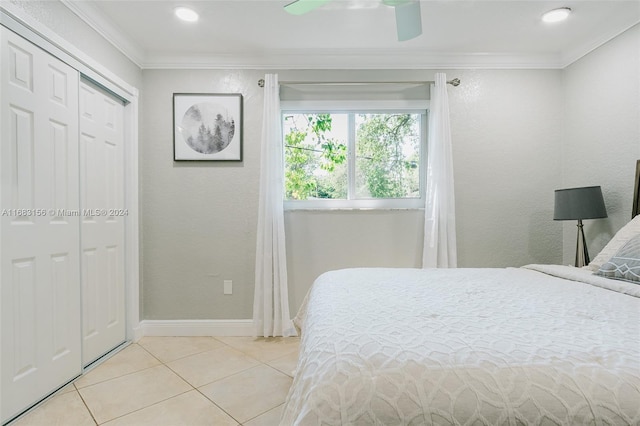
258 79 265 88
448 78 461 87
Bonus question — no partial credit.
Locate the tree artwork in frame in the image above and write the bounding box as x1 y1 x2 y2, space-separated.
173 93 243 161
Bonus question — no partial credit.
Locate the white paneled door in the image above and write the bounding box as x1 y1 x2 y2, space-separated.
79 80 126 366
1 27 81 422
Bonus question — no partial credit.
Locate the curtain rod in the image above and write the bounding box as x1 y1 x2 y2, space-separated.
257 78 461 88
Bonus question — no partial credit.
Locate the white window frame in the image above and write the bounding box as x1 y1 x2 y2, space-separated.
282 100 429 210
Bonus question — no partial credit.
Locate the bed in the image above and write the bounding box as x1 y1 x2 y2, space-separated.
281 167 640 425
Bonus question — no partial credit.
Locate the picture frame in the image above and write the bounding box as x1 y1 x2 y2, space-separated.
173 93 243 161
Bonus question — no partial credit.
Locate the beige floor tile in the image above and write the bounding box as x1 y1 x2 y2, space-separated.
166 346 258 388
78 365 191 424
12 337 297 426
75 344 161 389
266 351 299 377
102 390 238 426
199 364 292 423
216 336 300 362
137 336 224 363
54 382 78 395
12 391 95 426
244 404 284 426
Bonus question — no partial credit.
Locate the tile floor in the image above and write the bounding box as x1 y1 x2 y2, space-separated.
10 336 300 425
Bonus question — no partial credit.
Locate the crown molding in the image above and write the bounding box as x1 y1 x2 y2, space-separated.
561 19 640 68
58 0 638 71
60 0 145 68
1 2 137 98
142 50 564 70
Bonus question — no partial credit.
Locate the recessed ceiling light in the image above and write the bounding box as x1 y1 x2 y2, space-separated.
542 7 572 23
174 6 199 22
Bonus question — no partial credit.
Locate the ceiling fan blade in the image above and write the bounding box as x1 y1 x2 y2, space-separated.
394 1 422 41
284 0 333 15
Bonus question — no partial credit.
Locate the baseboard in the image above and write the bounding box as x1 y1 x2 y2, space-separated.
131 324 145 342
138 319 254 337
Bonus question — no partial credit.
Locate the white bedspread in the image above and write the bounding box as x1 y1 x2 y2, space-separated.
281 266 640 425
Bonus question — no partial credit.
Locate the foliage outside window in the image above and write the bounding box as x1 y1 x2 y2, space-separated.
283 111 425 208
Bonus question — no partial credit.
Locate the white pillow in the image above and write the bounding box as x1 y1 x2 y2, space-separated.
588 214 640 271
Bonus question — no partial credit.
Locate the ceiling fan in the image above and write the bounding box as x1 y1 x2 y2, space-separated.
284 0 423 42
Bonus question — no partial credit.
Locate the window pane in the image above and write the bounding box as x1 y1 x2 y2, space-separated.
283 113 348 200
355 113 421 199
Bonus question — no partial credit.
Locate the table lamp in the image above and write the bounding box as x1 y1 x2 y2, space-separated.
554 186 607 267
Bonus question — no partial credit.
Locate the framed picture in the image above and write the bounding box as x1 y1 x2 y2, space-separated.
173 93 243 161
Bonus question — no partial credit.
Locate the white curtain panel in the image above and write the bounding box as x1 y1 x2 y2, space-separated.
422 73 458 268
253 74 297 337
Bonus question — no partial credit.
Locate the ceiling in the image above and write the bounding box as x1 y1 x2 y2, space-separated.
61 0 640 69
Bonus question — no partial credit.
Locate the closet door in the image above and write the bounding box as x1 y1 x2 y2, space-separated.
79 80 126 365
0 27 81 423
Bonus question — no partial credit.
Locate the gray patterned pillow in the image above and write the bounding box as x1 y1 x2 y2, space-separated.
595 233 640 284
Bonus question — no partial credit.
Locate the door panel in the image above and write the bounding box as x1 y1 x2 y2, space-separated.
1 27 81 423
79 80 126 366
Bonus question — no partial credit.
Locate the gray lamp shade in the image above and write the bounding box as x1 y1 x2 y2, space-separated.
554 186 607 220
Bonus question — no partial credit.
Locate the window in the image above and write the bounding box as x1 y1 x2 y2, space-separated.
283 109 427 209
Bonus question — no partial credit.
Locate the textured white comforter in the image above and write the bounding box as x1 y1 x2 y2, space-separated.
281 266 640 425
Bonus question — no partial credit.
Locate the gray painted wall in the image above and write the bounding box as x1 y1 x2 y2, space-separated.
562 24 640 264
141 70 263 319
13 0 637 320
141 68 563 318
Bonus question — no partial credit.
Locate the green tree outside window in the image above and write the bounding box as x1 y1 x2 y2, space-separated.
284 112 422 201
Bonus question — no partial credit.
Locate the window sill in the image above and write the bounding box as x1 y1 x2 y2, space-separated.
284 207 425 212
284 199 425 211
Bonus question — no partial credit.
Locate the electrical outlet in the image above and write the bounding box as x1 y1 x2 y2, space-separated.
223 280 232 295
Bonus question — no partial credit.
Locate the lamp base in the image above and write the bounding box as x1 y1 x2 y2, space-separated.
575 219 590 268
